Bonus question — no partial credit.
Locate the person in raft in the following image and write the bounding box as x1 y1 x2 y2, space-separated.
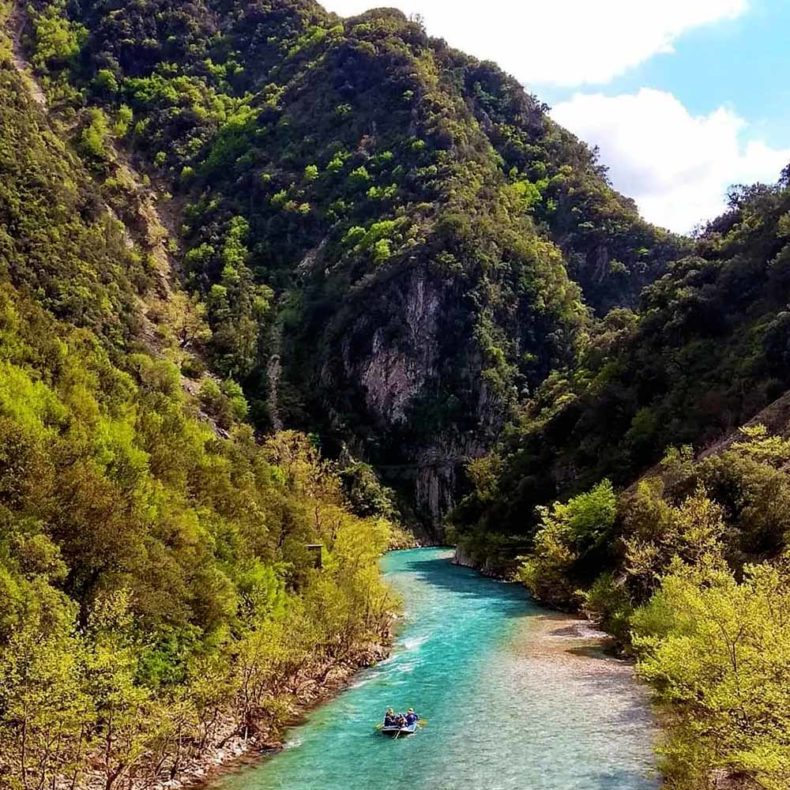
383 708 419 727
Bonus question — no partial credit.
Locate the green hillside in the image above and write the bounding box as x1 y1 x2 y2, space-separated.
18 0 685 525
453 171 790 789
0 35 393 786
456 170 790 553
2 0 788 787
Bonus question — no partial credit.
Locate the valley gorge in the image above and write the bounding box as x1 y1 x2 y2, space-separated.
7 0 688 528
0 1 788 788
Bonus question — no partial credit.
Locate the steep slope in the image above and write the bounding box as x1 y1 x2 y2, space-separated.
455 168 790 562
0 26 395 786
17 0 686 526
445 173 790 790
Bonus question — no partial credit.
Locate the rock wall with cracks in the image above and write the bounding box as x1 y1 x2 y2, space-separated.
307 261 508 532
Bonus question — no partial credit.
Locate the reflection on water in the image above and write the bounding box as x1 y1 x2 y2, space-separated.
213 548 659 790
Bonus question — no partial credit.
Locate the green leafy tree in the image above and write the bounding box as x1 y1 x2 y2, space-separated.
632 556 790 790
0 585 93 790
517 480 616 608
84 591 156 790
623 483 726 600
30 0 86 71
78 109 111 162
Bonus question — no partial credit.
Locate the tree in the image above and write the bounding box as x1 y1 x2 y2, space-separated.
84 591 155 790
517 480 616 608
168 292 211 352
78 109 111 162
0 583 93 790
632 556 790 790
624 484 726 600
30 0 86 71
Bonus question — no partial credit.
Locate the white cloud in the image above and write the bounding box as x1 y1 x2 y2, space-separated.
552 89 790 231
321 2 787 231
322 0 748 86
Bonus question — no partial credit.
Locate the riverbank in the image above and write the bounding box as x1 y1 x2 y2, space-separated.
510 611 654 724
458 564 773 790
121 539 419 789
176 638 394 790
103 634 394 790
209 549 659 790
56 627 397 790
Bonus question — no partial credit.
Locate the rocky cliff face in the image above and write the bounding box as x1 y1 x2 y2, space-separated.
343 266 443 426
311 260 505 528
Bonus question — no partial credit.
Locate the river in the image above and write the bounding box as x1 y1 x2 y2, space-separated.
213 548 659 789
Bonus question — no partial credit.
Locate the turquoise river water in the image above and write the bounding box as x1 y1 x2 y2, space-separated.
214 548 659 790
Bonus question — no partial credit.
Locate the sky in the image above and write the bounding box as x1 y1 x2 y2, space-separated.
322 0 790 232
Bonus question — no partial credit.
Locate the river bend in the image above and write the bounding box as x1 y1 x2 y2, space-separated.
213 548 658 790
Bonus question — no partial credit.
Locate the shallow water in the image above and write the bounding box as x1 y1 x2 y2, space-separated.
214 548 659 789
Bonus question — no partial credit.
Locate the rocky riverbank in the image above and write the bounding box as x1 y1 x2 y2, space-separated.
60 635 395 790
177 640 393 790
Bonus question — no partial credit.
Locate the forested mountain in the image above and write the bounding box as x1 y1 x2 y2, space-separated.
0 13 397 784
15 0 684 525
455 170 790 556
3 0 789 787
451 172 790 789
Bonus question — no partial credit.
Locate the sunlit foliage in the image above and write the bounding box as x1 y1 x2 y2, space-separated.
513 425 790 787
0 59 393 786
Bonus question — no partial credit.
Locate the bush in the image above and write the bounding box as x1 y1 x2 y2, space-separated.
632 556 790 790
516 480 616 608
180 356 206 380
31 1 86 71
94 68 118 96
78 109 110 162
582 573 632 644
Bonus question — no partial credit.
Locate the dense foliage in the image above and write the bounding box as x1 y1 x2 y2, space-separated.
456 167 790 553
0 47 393 787
450 166 790 788
18 0 685 523
632 556 789 790
506 428 790 788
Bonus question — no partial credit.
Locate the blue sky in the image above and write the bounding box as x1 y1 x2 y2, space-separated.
324 0 790 232
583 0 790 149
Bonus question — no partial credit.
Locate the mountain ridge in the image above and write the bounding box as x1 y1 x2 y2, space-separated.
16 0 686 526
453 166 790 566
